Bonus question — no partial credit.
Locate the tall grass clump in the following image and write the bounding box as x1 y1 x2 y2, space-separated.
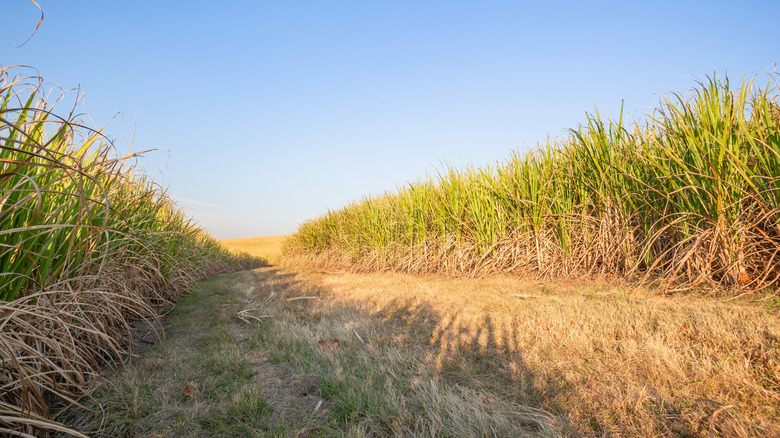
0 66 258 436
284 73 780 293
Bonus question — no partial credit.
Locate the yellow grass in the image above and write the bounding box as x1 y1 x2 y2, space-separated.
221 235 289 264
275 269 780 436
68 266 779 436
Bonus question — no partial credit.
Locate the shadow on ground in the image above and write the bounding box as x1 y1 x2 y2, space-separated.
228 267 569 437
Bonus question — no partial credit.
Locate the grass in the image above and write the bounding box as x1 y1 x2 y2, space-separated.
69 267 780 437
8 64 778 436
60 275 283 437
283 74 780 293
0 66 259 436
221 234 289 264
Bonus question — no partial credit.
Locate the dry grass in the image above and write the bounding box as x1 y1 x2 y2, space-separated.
221 235 289 264
304 272 780 436
71 267 780 437
59 274 291 436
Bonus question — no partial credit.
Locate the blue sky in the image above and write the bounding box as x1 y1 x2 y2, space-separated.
2 1 779 238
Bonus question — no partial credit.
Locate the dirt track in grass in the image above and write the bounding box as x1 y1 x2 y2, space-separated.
65 263 779 437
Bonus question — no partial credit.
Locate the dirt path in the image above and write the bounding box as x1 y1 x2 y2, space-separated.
63 267 780 437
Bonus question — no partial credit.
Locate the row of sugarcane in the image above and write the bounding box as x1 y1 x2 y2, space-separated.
0 66 258 436
285 75 780 292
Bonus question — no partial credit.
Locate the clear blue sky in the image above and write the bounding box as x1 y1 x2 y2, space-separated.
3 1 779 238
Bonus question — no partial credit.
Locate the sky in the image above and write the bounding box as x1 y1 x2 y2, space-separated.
2 1 779 239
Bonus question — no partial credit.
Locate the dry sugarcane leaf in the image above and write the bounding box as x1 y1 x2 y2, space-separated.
317 338 339 351
182 384 196 398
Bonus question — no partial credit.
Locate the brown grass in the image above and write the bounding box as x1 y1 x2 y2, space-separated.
299 271 779 436
70 267 780 437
